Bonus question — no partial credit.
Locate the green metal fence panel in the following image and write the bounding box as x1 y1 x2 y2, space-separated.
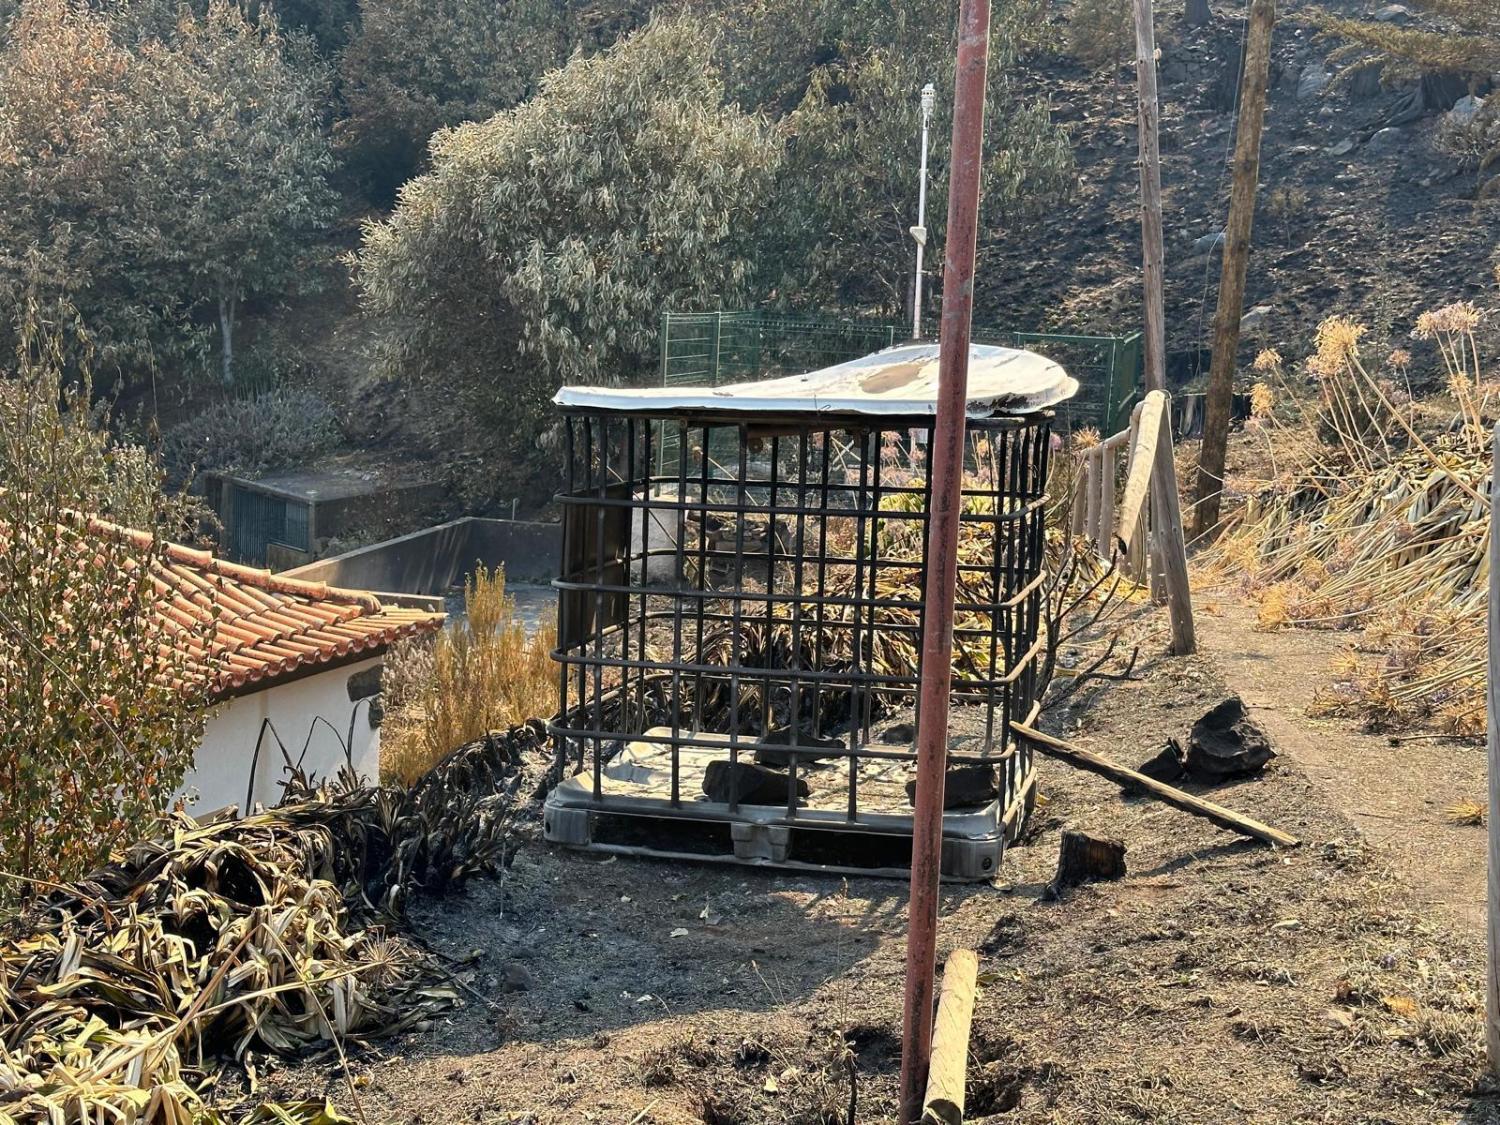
661 311 897 388
1000 330 1142 435
657 311 900 475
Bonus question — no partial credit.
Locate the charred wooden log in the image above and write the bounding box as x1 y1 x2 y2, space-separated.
1048 828 1127 897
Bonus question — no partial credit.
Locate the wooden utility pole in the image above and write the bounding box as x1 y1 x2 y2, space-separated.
1132 0 1197 654
1134 0 1167 398
1486 421 1500 1077
1194 0 1275 537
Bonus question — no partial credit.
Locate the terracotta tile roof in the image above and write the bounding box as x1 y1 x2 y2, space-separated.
88 516 445 699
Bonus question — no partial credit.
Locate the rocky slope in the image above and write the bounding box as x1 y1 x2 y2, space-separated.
976 0 1497 383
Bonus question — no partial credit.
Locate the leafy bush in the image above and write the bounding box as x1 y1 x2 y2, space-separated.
0 313 209 892
355 16 780 421
337 0 648 201
381 565 554 786
162 386 342 478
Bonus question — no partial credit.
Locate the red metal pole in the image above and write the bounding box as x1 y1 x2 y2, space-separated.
898 0 991 1121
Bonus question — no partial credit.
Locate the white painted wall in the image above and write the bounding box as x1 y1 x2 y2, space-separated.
177 655 384 815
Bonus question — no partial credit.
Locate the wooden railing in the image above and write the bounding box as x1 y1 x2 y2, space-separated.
1068 389 1195 652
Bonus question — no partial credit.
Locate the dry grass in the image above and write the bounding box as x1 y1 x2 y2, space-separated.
1199 305 1495 734
381 565 555 786
1066 0 1131 69
1444 799 1487 827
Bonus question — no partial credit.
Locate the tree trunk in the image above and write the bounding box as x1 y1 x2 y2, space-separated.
1049 827 1127 895
1186 0 1212 26
1134 0 1167 397
219 291 237 386
1194 0 1275 537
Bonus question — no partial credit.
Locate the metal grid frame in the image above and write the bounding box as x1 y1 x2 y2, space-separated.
548 405 1054 854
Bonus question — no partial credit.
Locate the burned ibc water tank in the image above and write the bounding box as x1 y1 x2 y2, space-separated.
542 342 1077 880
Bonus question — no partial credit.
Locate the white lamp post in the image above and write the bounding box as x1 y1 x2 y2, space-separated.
910 82 936 340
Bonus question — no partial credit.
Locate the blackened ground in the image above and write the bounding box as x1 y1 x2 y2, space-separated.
255 600 1497 1124
978 0 1498 372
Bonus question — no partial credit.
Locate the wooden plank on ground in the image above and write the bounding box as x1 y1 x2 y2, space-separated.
922 949 979 1125
1011 721 1299 848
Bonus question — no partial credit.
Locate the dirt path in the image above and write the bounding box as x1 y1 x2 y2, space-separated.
1195 597 1489 934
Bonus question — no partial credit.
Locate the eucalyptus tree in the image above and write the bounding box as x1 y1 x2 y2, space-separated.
355 17 780 422
0 0 334 388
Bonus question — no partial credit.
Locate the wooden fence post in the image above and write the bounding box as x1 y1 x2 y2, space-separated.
1487 421 1499 1076
1154 401 1196 654
1071 457 1091 539
1098 444 1116 558
922 950 980 1124
1085 447 1103 549
1117 391 1196 654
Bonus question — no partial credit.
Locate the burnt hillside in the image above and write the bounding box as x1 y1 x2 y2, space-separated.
976 0 1496 379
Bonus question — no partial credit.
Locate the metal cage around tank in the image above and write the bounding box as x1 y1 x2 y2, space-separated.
543 344 1074 880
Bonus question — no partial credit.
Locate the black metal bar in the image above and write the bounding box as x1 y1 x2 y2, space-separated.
640 420 654 731
763 434 780 740
811 431 832 739
670 420 688 807
551 407 1054 857
592 415 608 801
727 426 749 814
693 424 710 736
557 416 575 780
846 429 872 822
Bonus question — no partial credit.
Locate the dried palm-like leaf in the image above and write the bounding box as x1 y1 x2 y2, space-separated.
0 723 541 1123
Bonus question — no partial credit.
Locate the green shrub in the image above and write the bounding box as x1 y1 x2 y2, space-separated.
0 311 209 892
162 386 341 478
355 16 780 422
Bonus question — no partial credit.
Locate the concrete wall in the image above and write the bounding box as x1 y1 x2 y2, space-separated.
178 655 383 815
282 517 561 595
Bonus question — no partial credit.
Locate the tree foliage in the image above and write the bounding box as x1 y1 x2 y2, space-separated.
133 4 338 383
355 16 780 416
0 312 209 892
714 0 1074 313
0 0 334 387
338 0 649 202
